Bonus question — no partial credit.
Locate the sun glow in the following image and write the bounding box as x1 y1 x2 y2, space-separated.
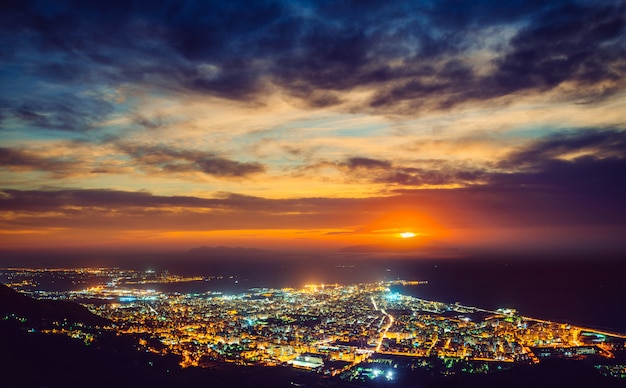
399 232 416 239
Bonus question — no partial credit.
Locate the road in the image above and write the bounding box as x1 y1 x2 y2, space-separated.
371 296 395 353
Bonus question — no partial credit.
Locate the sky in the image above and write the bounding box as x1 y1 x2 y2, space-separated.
0 0 625 255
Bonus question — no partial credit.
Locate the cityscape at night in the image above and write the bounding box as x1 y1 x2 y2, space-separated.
1 264 625 386
1 0 625 386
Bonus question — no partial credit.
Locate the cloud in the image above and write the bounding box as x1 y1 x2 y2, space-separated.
118 144 265 178
1 141 266 180
317 129 626 191
0 189 212 212
319 156 487 187
6 94 115 132
489 2 626 96
501 129 626 170
132 114 168 130
431 129 626 228
368 2 626 113
0 146 82 177
377 167 488 187
2 0 623 120
342 157 392 170
476 130 626 225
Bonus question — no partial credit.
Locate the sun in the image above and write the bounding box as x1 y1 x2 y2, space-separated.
399 232 416 239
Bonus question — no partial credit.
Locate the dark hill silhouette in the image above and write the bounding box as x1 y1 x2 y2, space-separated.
0 283 178 386
0 283 109 327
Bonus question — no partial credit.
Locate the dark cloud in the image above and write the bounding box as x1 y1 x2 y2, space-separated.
0 189 349 222
7 94 114 132
406 129 626 228
0 187 360 235
377 167 488 186
132 114 168 130
493 156 626 200
368 60 477 110
370 2 626 112
0 189 211 212
34 61 94 84
118 144 265 178
480 131 626 224
330 129 626 190
0 143 265 179
502 129 626 170
331 156 487 186
490 2 626 96
473 157 625 228
425 0 551 28
281 145 316 160
343 157 392 170
194 157 264 177
2 0 623 118
0 147 81 177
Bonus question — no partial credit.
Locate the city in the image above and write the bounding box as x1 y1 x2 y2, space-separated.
2 267 624 384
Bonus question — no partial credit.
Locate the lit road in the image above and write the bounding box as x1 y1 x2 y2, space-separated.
371 296 379 311
522 345 540 364
376 309 394 352
371 296 395 353
425 333 438 356
146 304 158 315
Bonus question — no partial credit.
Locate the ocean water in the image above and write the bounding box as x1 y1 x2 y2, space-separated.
386 257 626 333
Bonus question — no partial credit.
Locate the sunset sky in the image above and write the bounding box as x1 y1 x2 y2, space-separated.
1 0 624 255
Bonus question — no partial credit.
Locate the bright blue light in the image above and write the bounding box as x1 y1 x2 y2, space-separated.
386 292 401 301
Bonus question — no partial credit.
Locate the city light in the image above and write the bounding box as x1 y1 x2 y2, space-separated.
1 267 625 382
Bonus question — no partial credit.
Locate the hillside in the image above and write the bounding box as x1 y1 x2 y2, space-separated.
0 283 110 327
